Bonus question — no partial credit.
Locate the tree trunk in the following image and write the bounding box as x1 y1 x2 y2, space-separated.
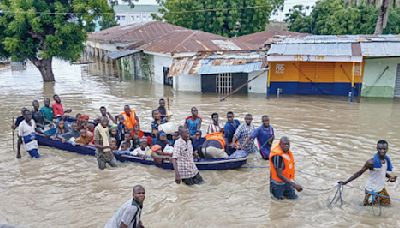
374 0 390 35
30 57 55 82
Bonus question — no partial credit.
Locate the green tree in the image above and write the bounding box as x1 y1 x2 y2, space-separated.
286 0 400 35
285 5 312 33
0 0 115 82
156 0 284 37
345 0 400 34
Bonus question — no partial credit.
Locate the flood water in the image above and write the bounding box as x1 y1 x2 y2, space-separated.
1 60 400 228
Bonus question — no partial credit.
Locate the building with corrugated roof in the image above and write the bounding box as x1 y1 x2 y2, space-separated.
85 21 267 95
137 29 264 93
360 41 400 98
266 35 400 98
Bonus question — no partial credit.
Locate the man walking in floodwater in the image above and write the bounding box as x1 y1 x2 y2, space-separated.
94 117 117 170
11 107 27 158
233 114 256 155
105 185 145 228
269 136 302 200
339 140 397 206
248 115 274 159
18 110 40 158
172 126 204 185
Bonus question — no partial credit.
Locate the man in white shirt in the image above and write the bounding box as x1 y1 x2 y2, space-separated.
105 185 145 228
18 110 40 158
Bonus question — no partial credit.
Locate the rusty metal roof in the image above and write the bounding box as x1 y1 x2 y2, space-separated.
233 31 308 50
268 43 355 56
140 30 252 54
169 52 265 76
87 21 187 45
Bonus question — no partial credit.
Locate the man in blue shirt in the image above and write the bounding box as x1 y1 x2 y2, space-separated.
248 115 275 160
223 111 240 155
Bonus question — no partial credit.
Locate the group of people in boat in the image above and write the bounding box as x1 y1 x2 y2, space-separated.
12 95 398 222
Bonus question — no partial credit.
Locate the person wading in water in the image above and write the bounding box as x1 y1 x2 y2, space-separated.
269 136 303 200
172 126 204 185
105 185 145 228
339 140 397 206
94 117 117 170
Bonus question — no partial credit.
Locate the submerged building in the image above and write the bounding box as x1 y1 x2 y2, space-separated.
267 35 400 98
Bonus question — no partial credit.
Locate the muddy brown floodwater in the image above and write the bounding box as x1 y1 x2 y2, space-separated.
1 60 400 228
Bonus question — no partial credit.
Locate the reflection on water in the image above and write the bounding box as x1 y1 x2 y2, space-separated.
1 60 400 227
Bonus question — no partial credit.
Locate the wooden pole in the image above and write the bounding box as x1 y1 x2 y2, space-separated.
12 116 15 153
351 62 355 102
267 67 271 99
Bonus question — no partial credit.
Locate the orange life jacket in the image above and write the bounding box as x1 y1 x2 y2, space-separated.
205 132 226 149
269 144 295 183
121 110 137 130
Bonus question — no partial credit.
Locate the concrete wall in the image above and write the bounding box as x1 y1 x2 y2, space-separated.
173 74 201 92
152 54 173 84
361 57 400 98
248 70 267 94
116 13 157 26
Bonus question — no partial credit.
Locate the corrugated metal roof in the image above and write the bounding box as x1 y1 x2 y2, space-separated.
276 35 400 44
141 30 253 54
361 42 400 57
105 49 141 60
168 53 265 76
198 61 263 75
268 43 353 56
87 21 187 44
232 31 308 49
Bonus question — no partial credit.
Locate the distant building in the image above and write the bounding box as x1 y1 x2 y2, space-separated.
114 5 160 26
270 0 317 22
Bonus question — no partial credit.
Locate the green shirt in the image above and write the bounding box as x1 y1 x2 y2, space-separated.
40 106 53 123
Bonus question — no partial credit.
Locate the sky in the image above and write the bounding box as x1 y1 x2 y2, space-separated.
271 0 318 21
122 0 318 21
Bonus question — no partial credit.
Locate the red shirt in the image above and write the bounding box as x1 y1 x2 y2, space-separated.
52 103 64 117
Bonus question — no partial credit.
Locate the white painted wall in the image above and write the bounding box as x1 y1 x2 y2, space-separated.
152 54 173 84
173 74 201 92
116 13 158 26
248 70 267 94
86 41 121 51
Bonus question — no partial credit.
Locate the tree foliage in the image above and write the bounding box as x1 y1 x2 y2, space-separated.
285 0 400 35
0 0 115 81
156 0 284 37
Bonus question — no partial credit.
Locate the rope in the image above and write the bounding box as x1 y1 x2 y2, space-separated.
328 183 344 208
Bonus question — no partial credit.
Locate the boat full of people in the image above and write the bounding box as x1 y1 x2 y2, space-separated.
35 134 248 170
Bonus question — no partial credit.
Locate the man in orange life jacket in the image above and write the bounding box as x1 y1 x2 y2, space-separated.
121 105 140 135
269 136 303 200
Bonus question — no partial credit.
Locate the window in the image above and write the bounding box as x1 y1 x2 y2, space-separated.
120 16 126 21
131 16 135 21
216 73 232 95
